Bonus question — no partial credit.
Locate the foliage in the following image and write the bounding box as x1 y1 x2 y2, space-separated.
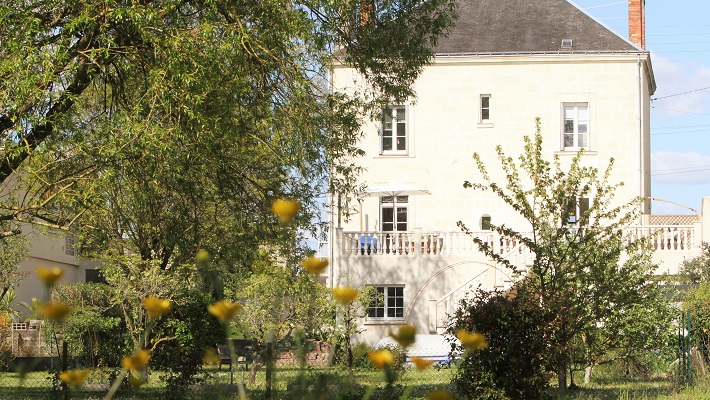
677 243 710 285
448 286 551 400
459 119 665 391
0 229 28 307
53 283 125 367
233 258 334 342
683 281 710 365
0 0 457 235
150 290 225 400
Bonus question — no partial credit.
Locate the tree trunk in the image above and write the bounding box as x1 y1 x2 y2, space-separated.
558 362 568 392
584 364 593 385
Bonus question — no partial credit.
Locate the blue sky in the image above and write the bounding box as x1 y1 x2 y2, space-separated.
573 0 710 215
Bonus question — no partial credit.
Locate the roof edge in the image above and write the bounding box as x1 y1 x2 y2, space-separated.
566 0 645 52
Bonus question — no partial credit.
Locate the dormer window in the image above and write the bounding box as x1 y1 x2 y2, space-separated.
561 39 573 48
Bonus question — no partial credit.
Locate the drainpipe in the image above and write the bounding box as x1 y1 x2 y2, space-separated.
638 54 644 224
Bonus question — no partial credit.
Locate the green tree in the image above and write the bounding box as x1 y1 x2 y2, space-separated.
458 119 666 391
0 0 457 230
677 243 710 285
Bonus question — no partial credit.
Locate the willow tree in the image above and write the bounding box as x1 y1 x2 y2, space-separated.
0 0 457 241
458 119 667 391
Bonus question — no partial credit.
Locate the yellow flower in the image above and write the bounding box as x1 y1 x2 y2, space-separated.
59 369 90 387
300 256 329 275
456 329 488 351
367 349 394 369
202 348 221 365
195 248 211 264
128 374 146 388
410 356 435 371
122 350 150 370
389 324 416 348
272 199 300 223
331 287 358 304
143 296 171 320
208 300 242 322
36 301 70 320
36 266 63 286
427 389 453 400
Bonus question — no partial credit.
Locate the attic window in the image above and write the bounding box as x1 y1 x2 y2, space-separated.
561 39 573 48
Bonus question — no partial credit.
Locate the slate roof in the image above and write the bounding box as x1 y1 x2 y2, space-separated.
433 0 642 55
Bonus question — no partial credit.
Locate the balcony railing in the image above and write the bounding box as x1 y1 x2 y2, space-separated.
336 225 699 258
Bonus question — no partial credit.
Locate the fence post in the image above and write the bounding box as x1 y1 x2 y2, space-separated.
265 331 274 399
62 341 69 400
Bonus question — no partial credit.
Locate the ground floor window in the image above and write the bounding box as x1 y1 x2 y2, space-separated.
367 285 404 319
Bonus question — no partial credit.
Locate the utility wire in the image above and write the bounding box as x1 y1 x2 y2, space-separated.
652 166 710 176
584 1 626 9
652 106 710 116
651 87 710 101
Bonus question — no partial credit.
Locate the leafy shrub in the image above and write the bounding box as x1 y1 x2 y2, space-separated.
448 286 551 400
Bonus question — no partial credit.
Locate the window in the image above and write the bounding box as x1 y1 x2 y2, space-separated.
565 197 590 224
480 95 491 123
381 195 408 231
367 286 404 319
480 215 492 230
85 269 107 284
381 106 407 154
65 234 76 256
562 103 589 150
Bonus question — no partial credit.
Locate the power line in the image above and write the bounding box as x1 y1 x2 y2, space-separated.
651 128 710 136
583 1 626 9
651 86 710 101
652 107 710 116
652 166 710 177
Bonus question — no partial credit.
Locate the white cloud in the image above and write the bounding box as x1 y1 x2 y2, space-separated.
651 151 710 184
650 53 710 116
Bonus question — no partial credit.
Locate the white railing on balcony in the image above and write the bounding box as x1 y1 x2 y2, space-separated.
337 225 699 258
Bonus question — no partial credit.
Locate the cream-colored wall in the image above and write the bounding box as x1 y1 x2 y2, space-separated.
334 54 652 234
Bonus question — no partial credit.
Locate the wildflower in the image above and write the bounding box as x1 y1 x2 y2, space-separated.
122 350 150 370
331 287 358 304
208 300 242 322
59 369 90 387
300 256 329 275
36 266 63 286
143 296 171 320
456 329 488 351
410 356 435 370
272 199 300 222
128 374 146 388
36 301 70 321
389 324 416 348
367 349 394 369
203 348 221 365
427 389 453 400
195 248 211 264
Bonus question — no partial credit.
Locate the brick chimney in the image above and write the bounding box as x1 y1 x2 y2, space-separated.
628 0 646 49
360 1 375 28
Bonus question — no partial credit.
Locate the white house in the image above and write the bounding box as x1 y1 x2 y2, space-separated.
328 0 707 346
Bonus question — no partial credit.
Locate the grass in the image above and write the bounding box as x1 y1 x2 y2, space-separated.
0 364 707 400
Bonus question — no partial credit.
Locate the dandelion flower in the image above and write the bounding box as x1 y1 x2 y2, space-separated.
36 301 70 321
300 256 329 275
36 266 63 286
128 374 146 388
389 324 416 348
427 389 453 400
331 287 358 304
122 350 150 370
59 369 90 387
203 348 221 365
143 296 171 320
195 249 211 264
272 199 300 223
208 300 242 322
367 349 394 369
456 329 488 351
410 356 435 370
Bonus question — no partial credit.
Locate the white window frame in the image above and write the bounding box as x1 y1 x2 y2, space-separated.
367 285 405 320
480 94 491 123
381 106 408 155
562 103 590 150
380 195 408 231
565 196 590 225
